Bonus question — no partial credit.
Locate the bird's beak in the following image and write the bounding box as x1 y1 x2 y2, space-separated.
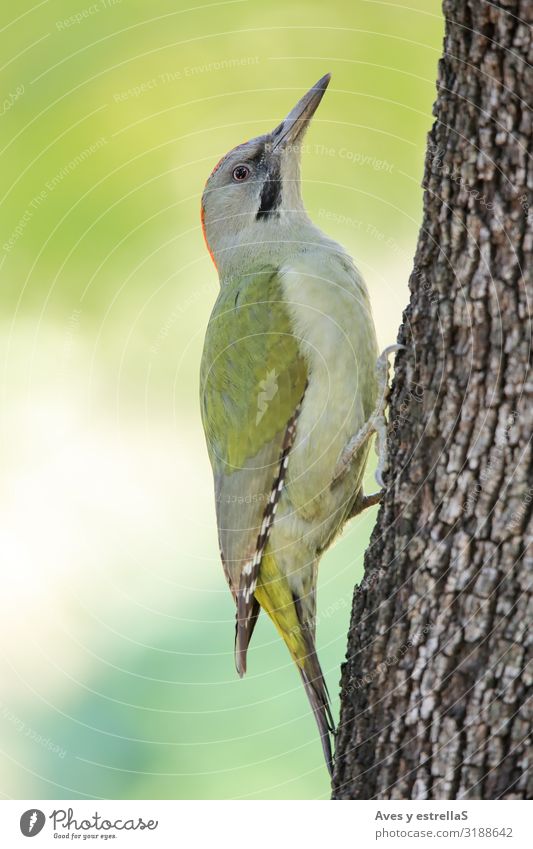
270 73 331 150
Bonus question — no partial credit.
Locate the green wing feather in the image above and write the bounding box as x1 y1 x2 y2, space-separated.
200 267 308 669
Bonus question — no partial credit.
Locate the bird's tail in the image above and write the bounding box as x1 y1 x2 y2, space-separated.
254 548 335 774
235 596 260 677
297 650 335 774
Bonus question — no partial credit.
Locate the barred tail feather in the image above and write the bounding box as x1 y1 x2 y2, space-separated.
235 595 260 677
234 405 303 678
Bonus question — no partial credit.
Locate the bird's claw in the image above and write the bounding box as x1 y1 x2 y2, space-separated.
333 343 404 488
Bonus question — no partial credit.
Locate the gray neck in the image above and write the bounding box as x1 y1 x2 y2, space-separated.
213 210 336 283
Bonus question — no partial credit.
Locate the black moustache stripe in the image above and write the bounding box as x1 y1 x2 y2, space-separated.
257 162 281 219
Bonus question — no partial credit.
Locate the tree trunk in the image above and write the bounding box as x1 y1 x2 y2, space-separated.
332 0 532 800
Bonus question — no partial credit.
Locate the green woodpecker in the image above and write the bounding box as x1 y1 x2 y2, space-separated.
200 74 396 773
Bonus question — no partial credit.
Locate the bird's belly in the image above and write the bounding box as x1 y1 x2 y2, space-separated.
268 353 372 585
272 258 378 561
286 350 369 525
287 327 376 538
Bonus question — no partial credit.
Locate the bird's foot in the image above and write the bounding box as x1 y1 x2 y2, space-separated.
348 488 383 519
332 417 375 485
332 343 405 487
373 343 404 485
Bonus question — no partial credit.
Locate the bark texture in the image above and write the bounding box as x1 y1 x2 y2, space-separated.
333 0 532 800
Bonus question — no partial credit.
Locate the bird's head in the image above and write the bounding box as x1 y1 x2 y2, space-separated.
201 73 331 276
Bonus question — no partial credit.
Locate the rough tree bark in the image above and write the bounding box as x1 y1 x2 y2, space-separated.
333 0 532 800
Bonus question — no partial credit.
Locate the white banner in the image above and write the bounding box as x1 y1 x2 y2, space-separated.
0 799 531 848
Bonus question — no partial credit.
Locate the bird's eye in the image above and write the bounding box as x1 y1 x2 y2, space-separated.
232 164 250 182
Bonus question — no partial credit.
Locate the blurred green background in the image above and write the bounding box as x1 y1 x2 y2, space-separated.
0 0 442 800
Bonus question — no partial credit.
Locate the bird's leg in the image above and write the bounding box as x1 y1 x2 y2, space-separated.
348 488 383 519
332 344 404 487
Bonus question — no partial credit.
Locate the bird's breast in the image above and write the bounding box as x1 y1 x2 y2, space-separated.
279 257 378 524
